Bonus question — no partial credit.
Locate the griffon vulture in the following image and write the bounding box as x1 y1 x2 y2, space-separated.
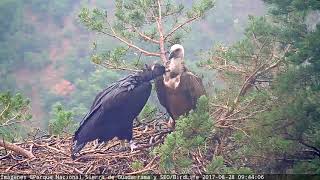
155 44 206 126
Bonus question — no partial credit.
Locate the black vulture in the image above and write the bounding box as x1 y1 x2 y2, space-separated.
72 64 166 159
155 44 206 126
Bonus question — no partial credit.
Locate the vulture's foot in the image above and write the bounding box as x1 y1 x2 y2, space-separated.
129 140 138 153
94 141 106 150
117 140 128 152
117 140 138 152
167 117 175 129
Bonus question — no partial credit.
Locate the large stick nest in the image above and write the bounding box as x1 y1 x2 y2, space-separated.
0 114 171 174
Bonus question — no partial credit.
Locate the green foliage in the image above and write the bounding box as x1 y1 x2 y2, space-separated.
154 96 213 173
48 102 77 135
79 0 215 70
206 156 252 174
79 8 105 32
131 161 144 171
187 0 215 18
292 158 320 174
196 0 320 174
0 91 32 141
206 0 320 173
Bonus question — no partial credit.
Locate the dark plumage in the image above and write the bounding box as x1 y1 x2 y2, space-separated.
155 44 206 123
72 64 166 159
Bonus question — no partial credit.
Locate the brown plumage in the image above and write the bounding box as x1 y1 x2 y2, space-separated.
155 44 206 122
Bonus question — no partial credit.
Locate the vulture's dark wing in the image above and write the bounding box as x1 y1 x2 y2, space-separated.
79 75 132 126
88 75 131 110
180 71 206 108
72 75 149 156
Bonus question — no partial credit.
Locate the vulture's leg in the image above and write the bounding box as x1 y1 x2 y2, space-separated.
95 141 106 150
93 139 105 150
129 140 138 153
93 139 98 148
118 140 127 151
167 117 175 129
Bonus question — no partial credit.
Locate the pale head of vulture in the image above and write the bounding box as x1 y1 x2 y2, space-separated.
168 44 184 60
164 44 186 89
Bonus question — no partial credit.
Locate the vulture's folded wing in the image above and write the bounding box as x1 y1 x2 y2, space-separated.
75 74 149 139
181 72 206 108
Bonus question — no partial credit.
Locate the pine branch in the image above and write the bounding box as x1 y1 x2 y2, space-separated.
101 31 160 57
164 16 199 41
100 62 142 72
0 103 10 119
102 18 160 57
133 27 159 44
0 113 24 127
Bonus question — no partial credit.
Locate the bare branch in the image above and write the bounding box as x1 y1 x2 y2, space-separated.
210 103 228 109
0 103 10 119
100 62 142 72
132 27 159 44
226 109 267 122
101 31 160 57
261 44 291 74
0 139 35 159
0 113 22 127
215 124 250 137
231 126 250 137
164 16 199 41
156 0 167 64
102 18 160 57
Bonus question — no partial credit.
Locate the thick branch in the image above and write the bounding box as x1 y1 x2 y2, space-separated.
164 16 199 41
0 139 35 158
156 0 167 64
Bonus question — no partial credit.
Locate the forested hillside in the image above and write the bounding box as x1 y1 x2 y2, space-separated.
0 0 265 129
1 0 319 176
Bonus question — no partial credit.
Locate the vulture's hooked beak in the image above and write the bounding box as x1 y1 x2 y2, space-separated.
165 50 170 57
168 51 174 60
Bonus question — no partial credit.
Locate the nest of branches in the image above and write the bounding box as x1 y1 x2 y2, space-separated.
0 114 172 174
